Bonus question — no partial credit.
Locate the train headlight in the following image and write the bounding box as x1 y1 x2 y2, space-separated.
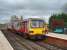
29 31 33 33
45 30 48 34
42 30 48 34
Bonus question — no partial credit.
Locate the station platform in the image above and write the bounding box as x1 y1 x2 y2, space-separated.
0 31 13 50
46 32 67 40
45 32 67 49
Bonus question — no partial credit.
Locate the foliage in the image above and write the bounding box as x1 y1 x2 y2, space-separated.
49 13 67 29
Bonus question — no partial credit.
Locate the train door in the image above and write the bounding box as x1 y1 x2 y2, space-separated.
13 22 20 31
23 21 28 33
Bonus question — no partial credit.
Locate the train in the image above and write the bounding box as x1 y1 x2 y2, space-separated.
7 17 48 39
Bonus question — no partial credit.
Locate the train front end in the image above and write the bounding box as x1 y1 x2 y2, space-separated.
28 18 48 39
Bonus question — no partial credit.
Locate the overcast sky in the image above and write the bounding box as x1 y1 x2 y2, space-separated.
0 0 67 24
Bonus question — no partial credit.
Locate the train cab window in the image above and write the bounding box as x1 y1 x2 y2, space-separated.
31 20 38 27
39 21 44 27
31 20 44 28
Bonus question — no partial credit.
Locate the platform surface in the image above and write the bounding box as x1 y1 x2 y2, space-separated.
0 31 13 50
46 32 67 40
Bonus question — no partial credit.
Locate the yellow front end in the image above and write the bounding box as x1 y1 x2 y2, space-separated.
28 18 48 36
29 28 46 35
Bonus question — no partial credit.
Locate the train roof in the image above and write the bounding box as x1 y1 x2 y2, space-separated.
23 18 44 21
21 18 45 23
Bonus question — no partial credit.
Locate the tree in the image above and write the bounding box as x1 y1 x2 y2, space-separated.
49 13 67 28
61 13 67 27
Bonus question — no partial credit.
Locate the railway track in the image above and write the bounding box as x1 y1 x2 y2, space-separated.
16 35 47 50
2 30 47 50
15 33 65 50
2 30 65 50
2 30 30 50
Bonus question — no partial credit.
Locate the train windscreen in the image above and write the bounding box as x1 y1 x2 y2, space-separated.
31 20 44 28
